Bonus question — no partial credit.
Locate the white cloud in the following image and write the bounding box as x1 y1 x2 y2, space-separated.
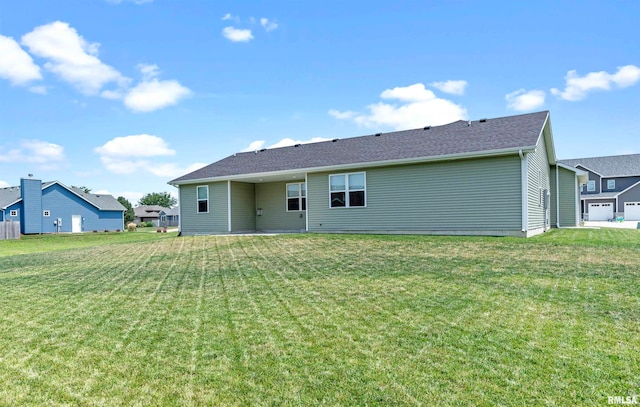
21 21 128 95
0 180 9 188
146 162 208 178
222 27 254 42
551 65 640 101
95 134 175 158
328 109 357 119
124 77 191 112
222 13 235 21
242 137 330 152
29 85 47 94
505 89 546 111
94 134 206 177
430 80 467 95
0 34 42 85
138 63 159 80
0 140 66 169
330 83 467 130
260 18 278 32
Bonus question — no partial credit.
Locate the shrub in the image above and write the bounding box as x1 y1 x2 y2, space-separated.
104 230 109 233
145 221 154 228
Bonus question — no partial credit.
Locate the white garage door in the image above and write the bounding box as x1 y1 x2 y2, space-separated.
588 203 613 221
624 202 640 221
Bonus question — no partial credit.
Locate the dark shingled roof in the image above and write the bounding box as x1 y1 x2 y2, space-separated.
171 111 549 183
559 154 640 177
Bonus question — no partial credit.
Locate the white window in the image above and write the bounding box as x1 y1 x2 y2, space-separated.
43 210 50 217
329 172 366 208
196 186 208 213
607 179 615 190
10 210 18 217
587 180 596 192
286 183 306 212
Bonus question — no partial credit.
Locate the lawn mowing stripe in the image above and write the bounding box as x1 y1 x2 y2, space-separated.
0 239 172 405
253 236 425 405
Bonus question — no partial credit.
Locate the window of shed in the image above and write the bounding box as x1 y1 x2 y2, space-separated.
43 210 50 217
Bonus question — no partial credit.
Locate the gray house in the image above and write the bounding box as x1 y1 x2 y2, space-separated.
133 205 168 226
170 111 586 237
159 207 180 227
559 154 640 221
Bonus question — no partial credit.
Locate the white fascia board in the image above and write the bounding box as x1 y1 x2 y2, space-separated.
169 146 536 186
573 164 603 178
536 112 557 165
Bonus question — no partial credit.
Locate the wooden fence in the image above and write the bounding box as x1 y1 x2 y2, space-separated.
0 221 20 240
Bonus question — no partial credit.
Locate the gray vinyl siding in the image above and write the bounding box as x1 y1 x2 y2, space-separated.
557 167 579 227
619 184 640 211
307 155 522 235
605 176 640 194
231 182 256 232
179 182 228 234
579 166 600 194
526 134 551 231
256 182 306 232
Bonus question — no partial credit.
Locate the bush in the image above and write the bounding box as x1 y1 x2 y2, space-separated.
145 221 154 228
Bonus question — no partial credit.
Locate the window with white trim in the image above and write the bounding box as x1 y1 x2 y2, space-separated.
10 210 18 217
196 186 209 213
43 210 50 217
329 172 366 208
286 182 306 211
607 179 615 190
587 180 596 192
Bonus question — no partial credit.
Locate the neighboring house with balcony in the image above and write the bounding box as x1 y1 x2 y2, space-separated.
0 177 125 233
170 111 586 237
559 154 640 221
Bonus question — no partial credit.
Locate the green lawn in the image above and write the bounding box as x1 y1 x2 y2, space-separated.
0 229 638 405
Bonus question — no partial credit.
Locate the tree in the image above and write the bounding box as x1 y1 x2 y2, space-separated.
72 185 92 193
138 192 177 208
117 196 135 223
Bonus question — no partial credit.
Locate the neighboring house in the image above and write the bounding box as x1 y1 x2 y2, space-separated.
159 207 180 227
133 205 169 226
0 177 125 234
559 154 640 221
169 111 587 237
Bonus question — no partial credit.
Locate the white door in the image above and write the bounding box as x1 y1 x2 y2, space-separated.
588 203 613 221
72 215 82 233
624 202 640 220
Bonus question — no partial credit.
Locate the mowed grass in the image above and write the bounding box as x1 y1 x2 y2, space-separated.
0 229 638 406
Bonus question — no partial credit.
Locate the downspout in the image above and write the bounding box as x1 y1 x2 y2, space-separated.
520 150 528 235
305 172 309 232
227 180 232 233
177 187 182 235
555 165 560 228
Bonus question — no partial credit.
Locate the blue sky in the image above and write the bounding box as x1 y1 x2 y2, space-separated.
1 0 638 204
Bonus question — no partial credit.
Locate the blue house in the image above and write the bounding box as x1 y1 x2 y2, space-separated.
0 177 125 234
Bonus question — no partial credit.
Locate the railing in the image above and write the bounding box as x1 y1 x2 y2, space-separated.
0 221 20 240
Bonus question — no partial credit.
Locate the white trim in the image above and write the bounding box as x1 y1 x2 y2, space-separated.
43 210 50 217
227 180 232 232
586 180 596 192
555 165 556 228
520 150 528 232
581 180 640 200
607 179 615 190
196 185 209 214
285 182 306 212
10 209 18 217
177 187 182 233
329 171 366 208
305 172 309 232
169 146 537 186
